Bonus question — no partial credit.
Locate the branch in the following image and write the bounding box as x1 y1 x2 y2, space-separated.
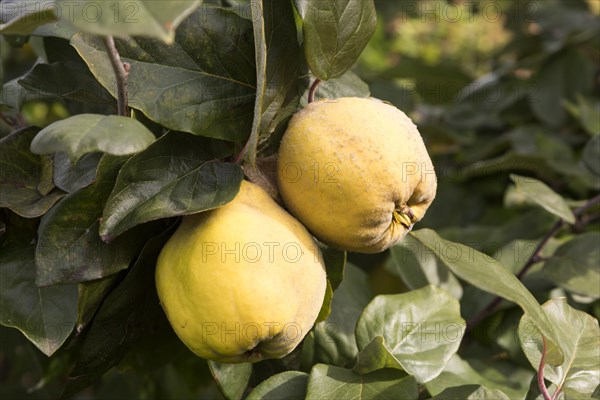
308 78 321 103
538 337 553 400
467 193 600 329
103 36 130 116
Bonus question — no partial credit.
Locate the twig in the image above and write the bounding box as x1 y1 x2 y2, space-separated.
538 337 553 400
467 193 600 329
308 78 321 103
103 36 130 116
234 139 250 164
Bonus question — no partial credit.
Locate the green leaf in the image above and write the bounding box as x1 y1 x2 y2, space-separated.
519 298 600 398
0 127 65 218
62 225 175 397
247 371 308 400
0 0 58 35
295 0 377 80
564 95 600 136
70 5 256 141
35 155 160 286
53 152 102 193
543 233 600 298
315 280 333 323
353 336 402 374
354 286 465 382
301 264 373 369
425 355 529 399
529 54 567 127
57 0 201 44
99 131 242 240
30 114 155 162
0 218 77 356
306 364 417 400
411 229 564 366
431 385 511 400
245 0 302 163
209 361 252 400
583 135 600 177
389 235 463 300
510 174 575 223
299 70 370 106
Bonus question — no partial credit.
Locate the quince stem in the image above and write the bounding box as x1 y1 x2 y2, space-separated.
308 79 321 103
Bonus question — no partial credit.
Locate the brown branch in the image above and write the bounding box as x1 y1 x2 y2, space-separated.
308 78 321 103
467 193 600 330
103 36 130 116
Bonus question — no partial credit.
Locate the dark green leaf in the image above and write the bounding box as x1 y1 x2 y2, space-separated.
76 275 120 334
18 62 115 105
519 298 600 398
355 286 465 382
57 0 201 43
529 49 595 127
529 58 567 127
411 229 564 366
209 361 252 400
70 6 256 141
583 135 600 177
0 0 58 35
389 235 462 299
245 0 302 163
321 244 346 291
510 174 575 223
99 131 242 240
295 0 377 80
30 114 156 162
53 152 102 193
301 264 373 369
35 155 160 286
425 355 529 399
385 57 472 105
247 371 308 400
0 127 65 218
0 217 77 356
1 78 40 111
431 384 511 400
62 225 175 397
543 232 600 298
305 364 417 400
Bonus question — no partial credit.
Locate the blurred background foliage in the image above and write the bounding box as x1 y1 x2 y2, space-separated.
1 0 599 398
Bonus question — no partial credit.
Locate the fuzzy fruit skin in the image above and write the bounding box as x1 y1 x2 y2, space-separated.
277 97 437 253
155 181 326 363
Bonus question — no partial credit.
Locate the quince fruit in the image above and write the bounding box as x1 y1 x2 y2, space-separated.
277 97 437 253
156 181 326 363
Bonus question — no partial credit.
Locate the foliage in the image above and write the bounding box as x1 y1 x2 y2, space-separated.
0 0 599 399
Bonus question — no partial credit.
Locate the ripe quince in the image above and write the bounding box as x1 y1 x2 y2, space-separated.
156 181 327 363
277 97 437 253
